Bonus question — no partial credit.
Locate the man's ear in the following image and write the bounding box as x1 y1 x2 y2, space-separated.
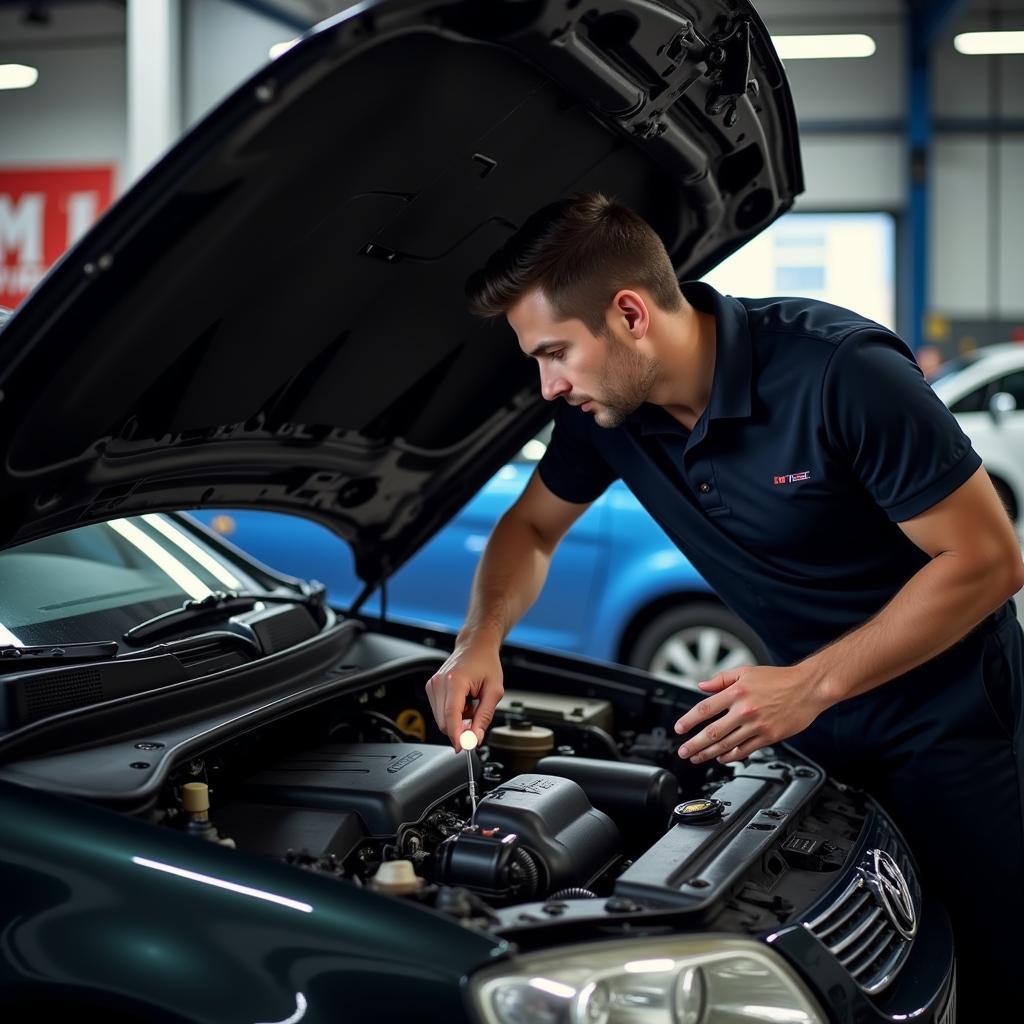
611 289 650 338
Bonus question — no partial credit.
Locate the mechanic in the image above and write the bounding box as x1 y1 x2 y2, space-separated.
424 193 1024 1017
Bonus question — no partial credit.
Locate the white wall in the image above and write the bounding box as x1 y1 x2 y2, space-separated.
0 0 297 182
757 9 907 224
183 0 298 127
0 0 1020 323
757 0 1024 323
928 10 1024 322
796 138 905 211
0 3 127 186
766 19 907 123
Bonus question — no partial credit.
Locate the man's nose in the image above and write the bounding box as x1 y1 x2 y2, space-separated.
540 367 571 402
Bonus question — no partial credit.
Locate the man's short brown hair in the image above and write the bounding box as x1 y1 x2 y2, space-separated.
466 192 683 334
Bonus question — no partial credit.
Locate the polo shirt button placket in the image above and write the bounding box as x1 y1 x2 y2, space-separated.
686 454 722 510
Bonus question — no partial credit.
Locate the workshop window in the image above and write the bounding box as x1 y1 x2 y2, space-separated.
950 385 990 414
776 264 827 291
704 211 896 330
998 371 1024 408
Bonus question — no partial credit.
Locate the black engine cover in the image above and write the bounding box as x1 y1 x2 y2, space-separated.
239 743 477 836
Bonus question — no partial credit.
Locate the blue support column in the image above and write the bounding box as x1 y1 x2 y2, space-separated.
906 30 928 351
905 0 973 351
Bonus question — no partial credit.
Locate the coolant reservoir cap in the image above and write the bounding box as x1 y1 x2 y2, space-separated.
489 723 555 750
370 859 424 895
182 782 210 813
673 798 724 825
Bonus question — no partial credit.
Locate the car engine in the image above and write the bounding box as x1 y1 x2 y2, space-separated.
152 668 919 999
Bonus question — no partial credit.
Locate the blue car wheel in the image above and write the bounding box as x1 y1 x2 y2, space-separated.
626 602 769 691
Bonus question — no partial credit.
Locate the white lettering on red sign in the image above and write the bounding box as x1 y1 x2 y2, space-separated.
0 193 44 263
0 167 114 307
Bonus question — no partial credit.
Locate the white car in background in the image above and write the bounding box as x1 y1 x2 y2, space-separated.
931 343 1024 527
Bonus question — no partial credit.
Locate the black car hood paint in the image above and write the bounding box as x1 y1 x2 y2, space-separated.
0 0 801 589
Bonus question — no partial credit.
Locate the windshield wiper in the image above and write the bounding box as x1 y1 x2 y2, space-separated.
0 640 120 670
122 582 327 646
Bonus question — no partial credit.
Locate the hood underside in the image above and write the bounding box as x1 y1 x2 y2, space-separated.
0 0 802 588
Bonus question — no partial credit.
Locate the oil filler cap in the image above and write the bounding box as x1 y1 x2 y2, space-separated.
672 798 725 825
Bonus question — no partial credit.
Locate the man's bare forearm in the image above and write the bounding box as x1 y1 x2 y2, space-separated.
456 511 554 649
801 549 1024 704
674 470 1024 766
672 545 1023 766
426 473 586 746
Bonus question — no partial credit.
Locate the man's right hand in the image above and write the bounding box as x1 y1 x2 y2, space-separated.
425 642 504 751
423 472 589 751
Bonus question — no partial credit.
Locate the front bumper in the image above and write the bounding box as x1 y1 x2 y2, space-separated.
769 798 955 1023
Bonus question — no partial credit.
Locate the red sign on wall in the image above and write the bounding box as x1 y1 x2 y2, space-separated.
0 166 115 308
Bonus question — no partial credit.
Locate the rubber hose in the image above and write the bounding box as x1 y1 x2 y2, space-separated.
548 887 597 900
511 847 540 899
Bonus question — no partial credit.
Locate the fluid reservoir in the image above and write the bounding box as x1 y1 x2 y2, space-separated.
487 721 554 775
370 859 424 896
180 782 235 847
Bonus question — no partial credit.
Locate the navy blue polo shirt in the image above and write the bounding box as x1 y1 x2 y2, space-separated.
537 282 983 666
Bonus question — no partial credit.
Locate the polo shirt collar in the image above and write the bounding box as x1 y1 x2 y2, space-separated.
630 281 753 436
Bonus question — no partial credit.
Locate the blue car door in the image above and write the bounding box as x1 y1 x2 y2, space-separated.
191 450 610 655
388 458 610 653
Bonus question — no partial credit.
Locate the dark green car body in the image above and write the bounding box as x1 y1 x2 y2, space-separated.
0 775 506 1022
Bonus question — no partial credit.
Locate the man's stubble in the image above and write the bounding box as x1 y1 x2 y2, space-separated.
591 329 660 428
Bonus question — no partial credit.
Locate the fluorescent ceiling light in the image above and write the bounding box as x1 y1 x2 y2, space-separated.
771 34 876 60
954 31 1024 55
269 38 299 59
0 63 39 90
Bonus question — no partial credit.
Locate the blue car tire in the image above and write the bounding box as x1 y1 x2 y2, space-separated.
626 602 769 690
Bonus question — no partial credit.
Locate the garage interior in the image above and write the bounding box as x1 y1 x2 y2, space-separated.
0 3 1021 1024
2 0 1021 354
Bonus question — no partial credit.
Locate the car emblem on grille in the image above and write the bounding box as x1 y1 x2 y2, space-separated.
865 849 917 939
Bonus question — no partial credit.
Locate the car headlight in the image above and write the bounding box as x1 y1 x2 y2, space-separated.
469 935 826 1024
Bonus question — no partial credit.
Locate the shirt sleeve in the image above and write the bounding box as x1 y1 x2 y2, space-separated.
822 328 981 522
536 404 619 504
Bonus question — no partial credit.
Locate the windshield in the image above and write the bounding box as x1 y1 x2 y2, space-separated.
0 514 263 647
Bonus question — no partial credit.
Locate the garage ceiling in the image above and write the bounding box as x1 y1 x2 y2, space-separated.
0 0 1022 39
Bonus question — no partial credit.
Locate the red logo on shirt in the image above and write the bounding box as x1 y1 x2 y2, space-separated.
773 471 811 485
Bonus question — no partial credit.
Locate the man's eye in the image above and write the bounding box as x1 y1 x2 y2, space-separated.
549 350 565 361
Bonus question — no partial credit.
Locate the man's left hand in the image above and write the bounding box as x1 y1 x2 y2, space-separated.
673 664 834 764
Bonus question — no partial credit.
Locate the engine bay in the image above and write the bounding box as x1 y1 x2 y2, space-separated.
0 618 926 1005
149 660 873 945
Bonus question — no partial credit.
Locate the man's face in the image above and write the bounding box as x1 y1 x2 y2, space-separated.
507 288 657 428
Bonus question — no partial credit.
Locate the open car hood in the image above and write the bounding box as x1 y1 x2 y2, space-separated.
0 0 802 590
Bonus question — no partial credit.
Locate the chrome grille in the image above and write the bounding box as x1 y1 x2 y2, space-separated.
875 815 917 900
804 818 919 995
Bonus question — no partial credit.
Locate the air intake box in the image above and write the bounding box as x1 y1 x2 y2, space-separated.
535 755 680 845
474 774 619 892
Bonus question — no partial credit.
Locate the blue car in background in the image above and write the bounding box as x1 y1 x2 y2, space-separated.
190 428 767 689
